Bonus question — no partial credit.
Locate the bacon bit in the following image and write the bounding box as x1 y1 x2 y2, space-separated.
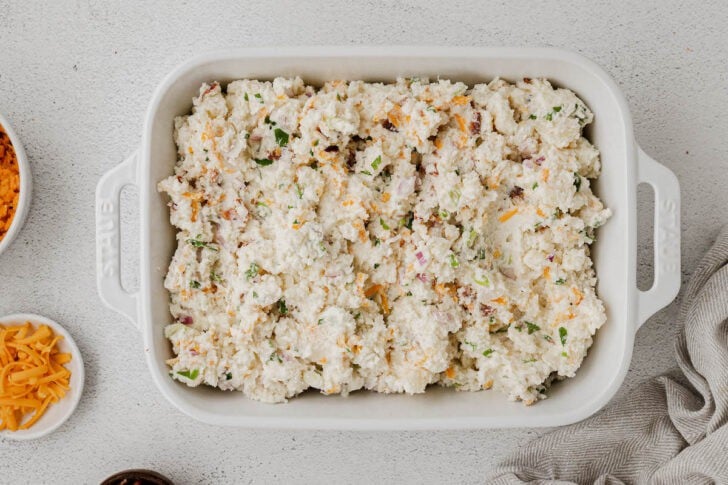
523 77 532 84
352 345 361 354
364 284 382 298
572 287 584 305
543 267 551 279
480 304 494 316
452 95 470 105
541 168 550 182
381 192 391 203
434 138 443 150
493 248 502 259
470 111 482 134
382 119 397 132
191 200 199 223
385 351 392 365
498 207 518 223
201 82 218 97
324 145 339 153
445 367 456 379
534 156 545 166
536 208 546 217
491 296 507 305
454 114 467 133
387 104 405 128
509 186 524 200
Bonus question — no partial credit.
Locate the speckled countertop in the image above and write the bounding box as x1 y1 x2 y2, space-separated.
1 1 726 483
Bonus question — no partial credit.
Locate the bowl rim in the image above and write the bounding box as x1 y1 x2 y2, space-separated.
0 313 85 440
0 112 31 257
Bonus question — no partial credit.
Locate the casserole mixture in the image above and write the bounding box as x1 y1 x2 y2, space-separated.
159 77 610 404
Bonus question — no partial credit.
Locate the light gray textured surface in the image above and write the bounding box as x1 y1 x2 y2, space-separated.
0 1 725 484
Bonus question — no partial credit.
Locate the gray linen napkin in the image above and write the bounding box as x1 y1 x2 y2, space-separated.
487 227 728 484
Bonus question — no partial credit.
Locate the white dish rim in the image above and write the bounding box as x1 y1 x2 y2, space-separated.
0 112 32 258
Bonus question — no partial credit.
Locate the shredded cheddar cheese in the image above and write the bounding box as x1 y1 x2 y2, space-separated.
0 322 72 432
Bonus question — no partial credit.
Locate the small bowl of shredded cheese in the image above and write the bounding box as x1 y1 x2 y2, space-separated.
0 313 84 440
0 112 31 258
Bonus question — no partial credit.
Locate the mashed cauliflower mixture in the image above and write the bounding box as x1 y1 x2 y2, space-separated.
159 76 610 404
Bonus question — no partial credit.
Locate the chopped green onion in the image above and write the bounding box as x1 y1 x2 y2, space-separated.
474 274 490 286
477 248 486 260
449 188 461 204
295 183 303 199
532 182 538 190
254 93 263 102
483 348 494 357
559 327 568 346
189 280 201 289
274 128 289 147
448 253 459 268
177 369 199 380
553 106 562 112
528 114 537 120
360 170 372 176
555 278 566 285
467 229 477 248
226 372 233 380
379 218 390 230
254 158 273 166
525 321 540 334
277 299 288 315
371 155 382 170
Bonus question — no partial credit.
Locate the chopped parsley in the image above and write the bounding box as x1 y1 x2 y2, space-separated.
177 369 199 380
277 299 288 315
254 93 263 102
574 172 582 191
374 263 380 269
543 335 553 343
318 318 324 325
555 278 566 285
264 115 276 126
525 321 540 334
226 372 233 380
189 280 201 289
274 128 289 147
186 236 218 251
379 218 390 230
482 348 494 357
371 155 382 170
559 327 568 346
210 271 223 283
529 114 537 120
477 248 486 260
254 158 273 166
245 262 260 280
439 209 449 219
553 106 562 112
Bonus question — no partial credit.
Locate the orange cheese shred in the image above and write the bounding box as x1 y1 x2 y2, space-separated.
0 322 72 432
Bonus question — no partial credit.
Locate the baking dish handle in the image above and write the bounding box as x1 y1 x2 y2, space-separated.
636 148 681 327
96 151 140 330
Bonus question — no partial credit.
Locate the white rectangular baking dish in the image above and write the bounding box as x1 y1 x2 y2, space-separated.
95 47 681 429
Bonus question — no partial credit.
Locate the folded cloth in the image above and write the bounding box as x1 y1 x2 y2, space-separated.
488 227 728 485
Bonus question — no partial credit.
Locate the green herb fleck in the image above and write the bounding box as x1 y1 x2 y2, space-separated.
467 229 478 248
464 340 477 351
555 278 566 285
295 183 303 199
264 115 276 126
360 170 372 176
189 280 201 289
544 335 553 342
277 299 288 315
525 321 540 335
439 209 449 219
482 348 494 357
374 263 380 269
449 188 461 204
244 93 249 101
532 182 538 190
553 106 562 112
426 106 437 112
523 358 537 363
448 253 459 268
380 218 390 230
254 158 273 166
562 351 568 357
210 271 223 283
186 236 218 252
474 274 490 286
177 369 199 380
226 372 232 380
559 327 568 346
371 155 382 170
477 248 486 260
318 318 324 325
274 128 289 147
252 291 258 298
404 211 414 230
406 291 413 296
373 238 381 246
269 352 283 363
245 262 260 280
254 93 263 102
574 172 582 191
545 112 553 121
529 114 537 120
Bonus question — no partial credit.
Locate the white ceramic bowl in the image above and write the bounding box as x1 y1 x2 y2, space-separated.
96 47 681 429
0 113 31 258
0 313 84 440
